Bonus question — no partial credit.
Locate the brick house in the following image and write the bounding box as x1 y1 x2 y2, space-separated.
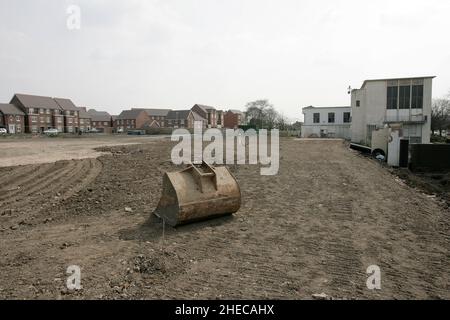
191 104 223 128
115 109 150 131
10 93 64 133
166 110 206 129
54 98 80 133
132 108 171 128
88 109 113 133
77 107 91 132
0 103 25 134
224 109 245 129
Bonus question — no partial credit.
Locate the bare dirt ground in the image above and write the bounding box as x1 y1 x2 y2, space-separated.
0 135 169 167
0 138 449 299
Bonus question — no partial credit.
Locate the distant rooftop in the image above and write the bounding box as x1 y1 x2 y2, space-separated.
131 108 171 117
0 103 25 115
54 97 79 111
11 93 61 110
87 109 112 122
303 106 351 110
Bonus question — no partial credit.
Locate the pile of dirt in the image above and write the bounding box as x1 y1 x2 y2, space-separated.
392 168 450 207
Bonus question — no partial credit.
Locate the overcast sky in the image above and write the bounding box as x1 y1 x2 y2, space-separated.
1 0 449 121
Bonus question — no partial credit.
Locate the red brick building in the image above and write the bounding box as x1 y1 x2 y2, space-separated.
0 103 25 134
88 109 113 133
224 109 245 129
54 98 80 133
10 93 65 133
77 107 92 132
191 104 223 128
166 110 206 129
132 108 171 128
115 109 150 131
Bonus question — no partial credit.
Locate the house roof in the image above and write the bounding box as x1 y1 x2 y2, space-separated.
360 76 436 89
87 109 112 122
12 93 61 110
143 119 161 128
228 109 245 115
302 106 351 110
192 111 206 121
132 108 171 117
0 103 25 115
77 107 91 119
117 109 146 120
194 104 216 111
167 110 192 120
54 98 79 111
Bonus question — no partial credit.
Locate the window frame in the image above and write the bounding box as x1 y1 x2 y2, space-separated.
411 85 424 109
387 86 399 110
328 112 335 123
313 113 320 124
343 112 351 123
399 85 411 109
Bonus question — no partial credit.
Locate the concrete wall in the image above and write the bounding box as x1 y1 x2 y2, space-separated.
302 107 351 139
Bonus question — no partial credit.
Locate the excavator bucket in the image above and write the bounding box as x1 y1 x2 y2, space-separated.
153 162 241 227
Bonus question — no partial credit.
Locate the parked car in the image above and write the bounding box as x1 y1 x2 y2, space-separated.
117 128 124 134
43 128 59 136
0 128 7 135
89 128 100 133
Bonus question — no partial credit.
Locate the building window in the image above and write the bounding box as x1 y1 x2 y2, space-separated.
411 85 424 109
328 113 335 123
31 116 37 122
343 112 351 123
356 100 360 107
313 113 320 123
29 108 34 114
399 85 411 109
39 108 44 114
16 116 21 122
387 86 398 109
104 122 108 126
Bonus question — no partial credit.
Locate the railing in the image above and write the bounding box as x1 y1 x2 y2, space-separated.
384 114 427 123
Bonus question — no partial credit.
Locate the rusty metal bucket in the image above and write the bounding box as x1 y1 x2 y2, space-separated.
153 162 241 227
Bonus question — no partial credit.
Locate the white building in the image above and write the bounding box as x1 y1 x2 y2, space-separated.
351 76 434 145
301 106 352 139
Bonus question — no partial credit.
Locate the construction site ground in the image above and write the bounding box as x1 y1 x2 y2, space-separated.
0 137 448 299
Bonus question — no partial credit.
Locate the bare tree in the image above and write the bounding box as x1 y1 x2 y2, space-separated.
275 113 289 131
431 97 450 136
245 99 275 129
264 106 278 129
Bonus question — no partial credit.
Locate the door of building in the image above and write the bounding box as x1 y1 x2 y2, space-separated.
8 124 15 134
